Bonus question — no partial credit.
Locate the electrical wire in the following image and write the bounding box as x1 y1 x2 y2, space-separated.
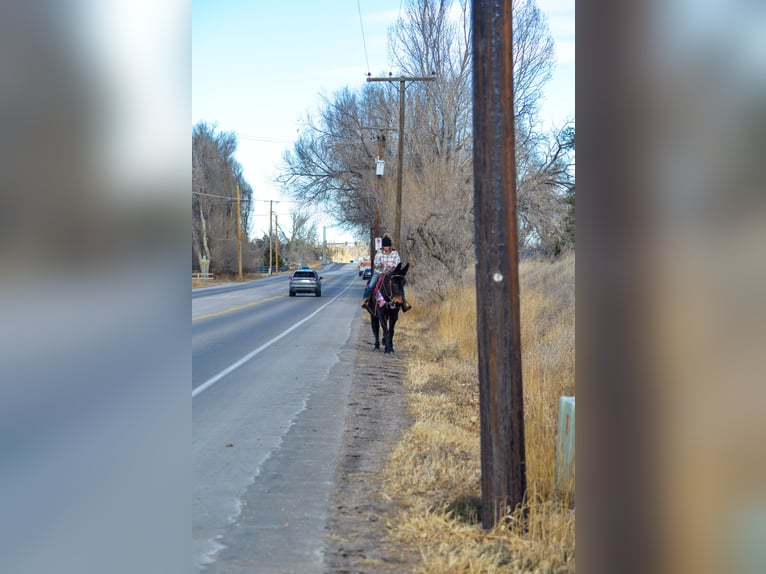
193 191 251 202
357 0 370 74
204 235 238 241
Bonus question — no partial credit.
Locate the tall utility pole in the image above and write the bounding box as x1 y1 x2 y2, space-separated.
322 224 341 265
472 0 526 529
236 184 243 281
322 225 327 265
366 74 435 252
268 200 273 275
372 131 387 263
361 125 397 263
274 213 279 273
374 132 384 241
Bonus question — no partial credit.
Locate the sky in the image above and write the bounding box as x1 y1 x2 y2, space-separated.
192 0 575 245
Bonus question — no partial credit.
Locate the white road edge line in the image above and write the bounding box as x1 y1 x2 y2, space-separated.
192 276 358 398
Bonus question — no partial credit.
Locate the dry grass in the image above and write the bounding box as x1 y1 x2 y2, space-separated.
384 253 575 572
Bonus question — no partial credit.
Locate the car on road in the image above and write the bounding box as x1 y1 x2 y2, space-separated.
362 266 372 282
358 258 371 277
289 267 322 297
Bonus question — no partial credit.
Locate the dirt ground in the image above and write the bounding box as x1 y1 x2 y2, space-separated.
322 317 418 573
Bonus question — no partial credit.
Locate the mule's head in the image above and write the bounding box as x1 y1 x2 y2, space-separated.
389 262 409 305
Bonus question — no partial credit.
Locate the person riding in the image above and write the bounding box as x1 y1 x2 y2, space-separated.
362 234 411 312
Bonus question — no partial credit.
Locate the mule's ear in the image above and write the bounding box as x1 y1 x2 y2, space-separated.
401 262 410 275
393 262 401 272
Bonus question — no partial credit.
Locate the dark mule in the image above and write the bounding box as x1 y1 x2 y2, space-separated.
363 262 410 353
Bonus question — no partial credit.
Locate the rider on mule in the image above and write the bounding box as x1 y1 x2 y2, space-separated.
361 233 411 312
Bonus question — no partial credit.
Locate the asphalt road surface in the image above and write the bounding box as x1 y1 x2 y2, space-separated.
193 263 365 573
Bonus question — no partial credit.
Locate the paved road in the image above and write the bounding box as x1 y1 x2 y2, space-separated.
193 263 365 573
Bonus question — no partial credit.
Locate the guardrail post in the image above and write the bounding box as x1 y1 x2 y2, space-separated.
556 396 576 492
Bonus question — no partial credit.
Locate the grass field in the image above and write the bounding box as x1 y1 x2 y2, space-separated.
384 253 576 572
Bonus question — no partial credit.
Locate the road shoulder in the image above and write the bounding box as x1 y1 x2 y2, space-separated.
322 316 416 573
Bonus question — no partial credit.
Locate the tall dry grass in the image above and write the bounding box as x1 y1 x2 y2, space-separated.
383 252 575 572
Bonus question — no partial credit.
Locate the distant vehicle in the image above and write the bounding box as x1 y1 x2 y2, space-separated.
362 266 372 282
289 268 322 297
358 258 371 277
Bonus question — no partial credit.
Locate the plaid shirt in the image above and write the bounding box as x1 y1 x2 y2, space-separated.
374 248 401 273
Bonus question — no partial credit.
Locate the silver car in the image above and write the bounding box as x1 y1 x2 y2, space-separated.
288 268 322 297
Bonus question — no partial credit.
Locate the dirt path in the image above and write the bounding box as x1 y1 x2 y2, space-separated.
322 318 417 573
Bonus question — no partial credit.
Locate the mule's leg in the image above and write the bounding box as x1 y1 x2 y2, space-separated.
387 315 397 353
385 314 399 353
380 315 392 354
370 315 380 350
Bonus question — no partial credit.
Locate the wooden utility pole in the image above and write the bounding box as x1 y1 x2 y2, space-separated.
360 125 396 263
274 213 279 273
235 184 243 281
366 75 435 251
322 226 327 265
395 79 405 249
371 132 386 263
374 133 384 241
268 200 273 275
472 0 527 529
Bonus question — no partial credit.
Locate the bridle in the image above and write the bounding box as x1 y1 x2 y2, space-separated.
377 272 405 307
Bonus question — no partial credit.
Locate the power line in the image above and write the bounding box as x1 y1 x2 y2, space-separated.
193 191 250 202
204 234 237 241
193 192 302 206
250 200 303 210
357 0 370 74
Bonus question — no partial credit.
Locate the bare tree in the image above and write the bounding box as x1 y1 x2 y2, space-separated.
511 0 554 132
278 85 397 237
389 0 566 280
280 210 319 267
192 122 253 273
277 0 573 296
383 0 475 295
517 124 575 255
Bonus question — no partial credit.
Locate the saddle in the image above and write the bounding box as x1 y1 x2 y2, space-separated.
371 274 389 308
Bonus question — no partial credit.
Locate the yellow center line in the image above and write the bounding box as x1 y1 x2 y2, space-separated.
193 294 284 322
